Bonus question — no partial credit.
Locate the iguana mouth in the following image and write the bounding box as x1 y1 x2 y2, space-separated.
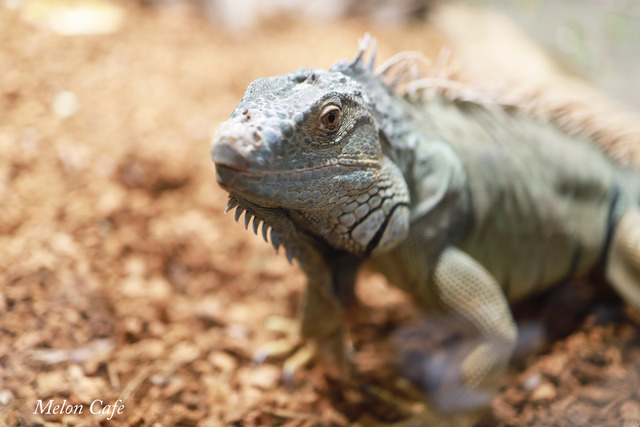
215 159 379 177
214 161 380 194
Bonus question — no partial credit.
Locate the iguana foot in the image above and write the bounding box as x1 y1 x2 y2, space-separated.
282 342 316 386
253 315 353 387
253 315 300 364
394 315 502 413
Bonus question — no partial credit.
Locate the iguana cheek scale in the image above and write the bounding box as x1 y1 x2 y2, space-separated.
211 35 640 425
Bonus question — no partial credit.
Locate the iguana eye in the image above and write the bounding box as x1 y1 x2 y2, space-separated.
319 105 341 132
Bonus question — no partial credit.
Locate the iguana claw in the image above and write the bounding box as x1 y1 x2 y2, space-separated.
283 342 316 388
253 315 353 388
252 315 314 387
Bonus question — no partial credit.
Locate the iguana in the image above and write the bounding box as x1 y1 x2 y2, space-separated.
210 35 640 425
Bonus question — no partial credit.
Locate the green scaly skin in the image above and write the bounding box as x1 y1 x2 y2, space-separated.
210 37 640 425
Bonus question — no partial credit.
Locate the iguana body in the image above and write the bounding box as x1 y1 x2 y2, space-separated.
211 37 640 425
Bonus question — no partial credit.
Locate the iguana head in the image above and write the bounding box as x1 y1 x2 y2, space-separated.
211 36 410 258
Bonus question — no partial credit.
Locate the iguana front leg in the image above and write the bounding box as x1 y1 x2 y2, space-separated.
255 251 349 382
431 247 517 410
251 206 357 380
298 250 362 375
396 247 517 425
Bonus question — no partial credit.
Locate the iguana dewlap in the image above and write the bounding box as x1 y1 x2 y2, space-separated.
210 36 640 425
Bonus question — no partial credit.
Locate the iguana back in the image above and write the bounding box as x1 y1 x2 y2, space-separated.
418 97 636 300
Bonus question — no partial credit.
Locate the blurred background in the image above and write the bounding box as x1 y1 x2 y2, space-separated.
1 0 639 426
